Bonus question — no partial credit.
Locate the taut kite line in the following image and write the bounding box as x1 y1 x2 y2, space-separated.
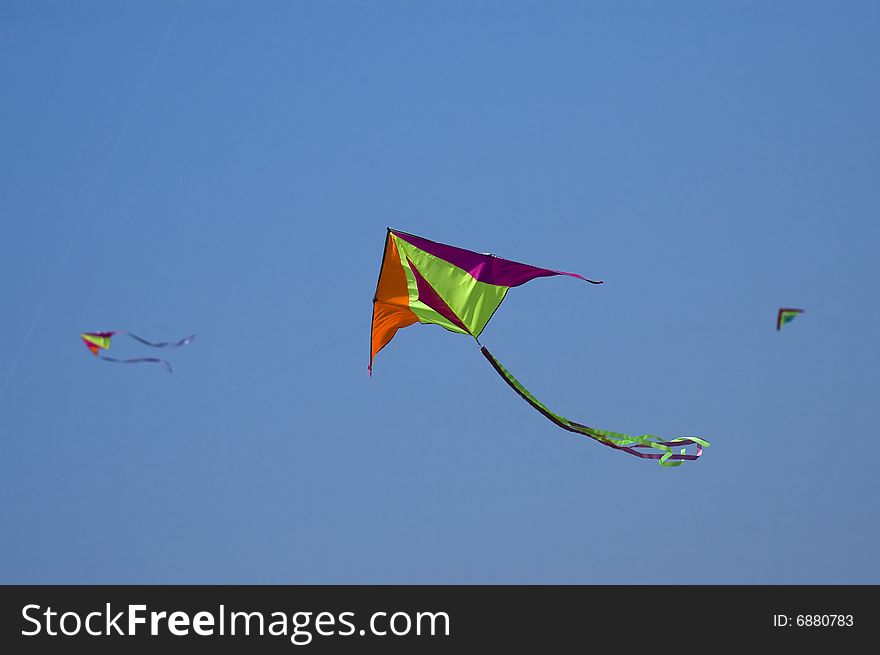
370 228 708 466
80 331 194 373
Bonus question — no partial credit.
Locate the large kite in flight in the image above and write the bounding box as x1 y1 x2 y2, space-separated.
370 228 708 466
80 331 194 373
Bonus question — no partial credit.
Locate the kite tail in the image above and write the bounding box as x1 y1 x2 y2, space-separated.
563 272 604 285
480 346 708 466
99 356 173 373
122 332 195 349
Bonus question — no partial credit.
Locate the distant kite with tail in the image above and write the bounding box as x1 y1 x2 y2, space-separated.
80 331 194 373
369 228 708 466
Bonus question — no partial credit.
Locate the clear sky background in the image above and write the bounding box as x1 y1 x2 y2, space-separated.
1 1 877 583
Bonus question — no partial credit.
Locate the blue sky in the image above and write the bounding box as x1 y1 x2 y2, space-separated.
1 1 877 583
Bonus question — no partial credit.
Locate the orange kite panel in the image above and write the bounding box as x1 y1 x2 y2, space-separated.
370 233 417 372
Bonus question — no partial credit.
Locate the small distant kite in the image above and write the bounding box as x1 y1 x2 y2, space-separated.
370 228 708 466
776 308 804 331
80 331 194 373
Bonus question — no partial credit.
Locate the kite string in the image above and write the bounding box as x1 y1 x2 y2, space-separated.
0 329 357 509
0 1 185 407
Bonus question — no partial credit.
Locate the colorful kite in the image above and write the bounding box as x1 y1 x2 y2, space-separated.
370 228 708 466
776 308 804 331
80 331 194 373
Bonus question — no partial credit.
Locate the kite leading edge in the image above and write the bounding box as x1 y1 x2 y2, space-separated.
80 331 194 373
370 228 708 466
